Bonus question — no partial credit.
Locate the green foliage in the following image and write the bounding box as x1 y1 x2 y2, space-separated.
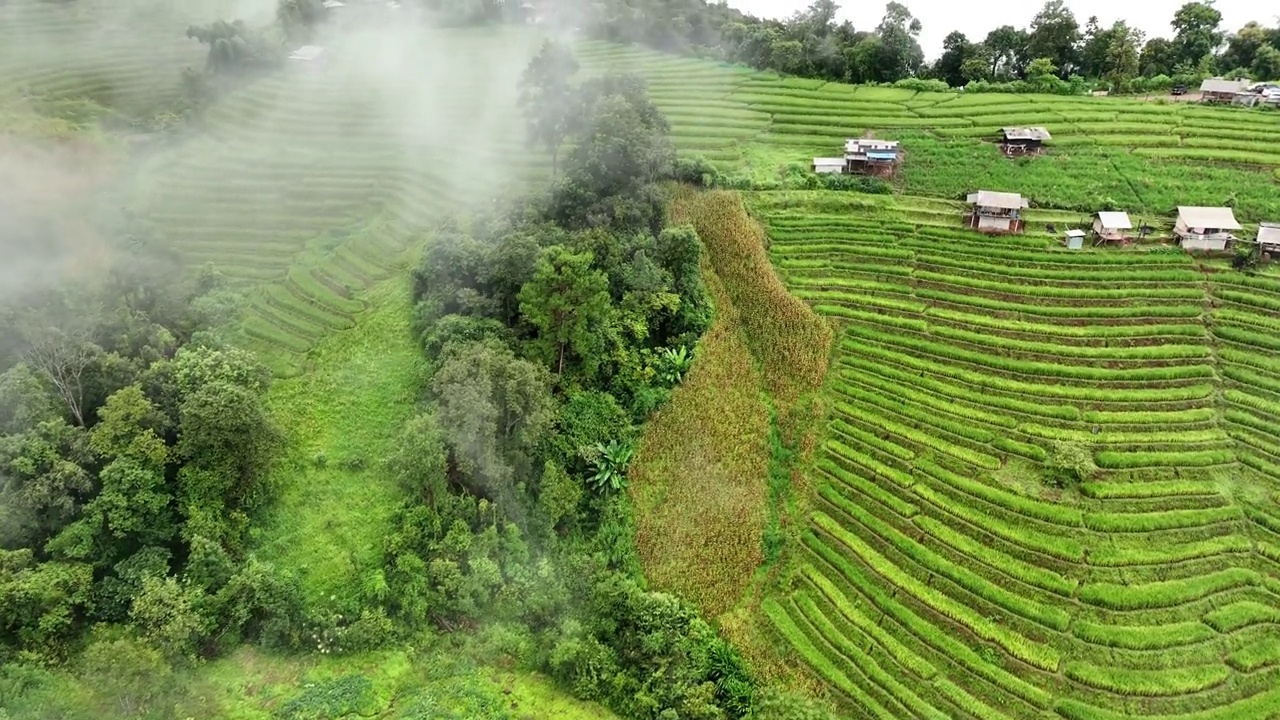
587 440 634 494
519 246 613 379
1045 440 1096 488
278 674 377 720
538 460 583 533
658 346 693 385
518 39 581 176
431 340 555 503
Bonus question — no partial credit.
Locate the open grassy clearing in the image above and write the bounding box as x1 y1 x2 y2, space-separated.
251 280 423 606
747 191 1280 717
573 41 1280 221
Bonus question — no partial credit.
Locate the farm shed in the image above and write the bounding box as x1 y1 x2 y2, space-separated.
1199 78 1249 103
1174 206 1241 251
844 138 901 177
812 157 845 174
1064 229 1085 249
1092 211 1133 243
1255 223 1280 254
1000 127 1050 155
965 190 1028 234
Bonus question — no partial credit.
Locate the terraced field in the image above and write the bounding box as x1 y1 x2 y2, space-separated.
0 0 250 119
745 191 1280 717
573 41 1280 221
121 23 545 374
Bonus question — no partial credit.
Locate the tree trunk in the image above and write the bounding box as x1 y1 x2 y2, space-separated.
557 341 565 375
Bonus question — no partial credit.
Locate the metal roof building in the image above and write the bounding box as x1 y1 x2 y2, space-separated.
1095 211 1132 230
967 190 1029 210
1177 206 1241 230
1200 78 1249 95
1001 127 1052 141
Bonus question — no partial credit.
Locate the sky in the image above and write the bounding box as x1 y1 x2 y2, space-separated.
722 0 1270 61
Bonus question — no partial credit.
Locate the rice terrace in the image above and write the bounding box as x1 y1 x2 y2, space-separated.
3 0 1280 718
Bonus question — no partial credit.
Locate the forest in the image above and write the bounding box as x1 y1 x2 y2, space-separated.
0 16 828 715
577 0 1280 92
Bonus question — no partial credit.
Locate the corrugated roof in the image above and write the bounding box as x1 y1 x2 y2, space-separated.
1002 126 1051 141
967 190 1028 210
1065 229 1086 237
1200 78 1248 94
1257 224 1280 244
813 157 845 166
1095 211 1132 229
845 138 900 152
1178 206 1242 230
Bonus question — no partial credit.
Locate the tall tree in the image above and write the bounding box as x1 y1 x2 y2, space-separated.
1171 1 1224 68
430 340 554 502
1253 45 1280 79
871 2 924 82
935 31 978 87
1104 22 1144 88
518 246 612 378
984 25 1029 78
1220 21 1275 74
1139 36 1179 76
24 327 98 427
1079 16 1112 78
517 40 581 178
1026 0 1081 77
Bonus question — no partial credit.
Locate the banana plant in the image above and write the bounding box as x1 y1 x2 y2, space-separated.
658 346 693 386
588 439 634 493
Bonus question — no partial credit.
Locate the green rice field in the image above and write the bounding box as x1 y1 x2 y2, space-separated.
5 2 1280 715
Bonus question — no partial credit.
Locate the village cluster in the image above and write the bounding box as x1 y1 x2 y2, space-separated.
814 78 1280 257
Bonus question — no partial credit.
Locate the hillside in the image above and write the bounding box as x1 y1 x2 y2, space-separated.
575 40 1280 720
574 41 1280 222
5 1 1280 717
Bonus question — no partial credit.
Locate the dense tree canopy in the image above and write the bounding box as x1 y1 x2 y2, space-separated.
551 0 1280 92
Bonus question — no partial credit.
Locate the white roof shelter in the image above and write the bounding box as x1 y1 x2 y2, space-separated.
1002 127 1051 141
1200 78 1249 94
812 157 845 173
289 45 325 61
967 190 1029 210
1177 206 1241 230
1065 229 1086 238
1257 224 1280 246
845 138 900 152
1095 211 1132 230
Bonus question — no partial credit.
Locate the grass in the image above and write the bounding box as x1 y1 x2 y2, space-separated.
191 645 618 719
251 280 425 605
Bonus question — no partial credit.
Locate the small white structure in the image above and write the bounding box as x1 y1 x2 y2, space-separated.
1174 206 1241 251
289 45 325 61
812 158 845 174
1200 78 1250 102
965 190 1029 234
1000 127 1051 155
813 138 902 177
1256 223 1280 254
1065 229 1086 249
1092 211 1133 243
